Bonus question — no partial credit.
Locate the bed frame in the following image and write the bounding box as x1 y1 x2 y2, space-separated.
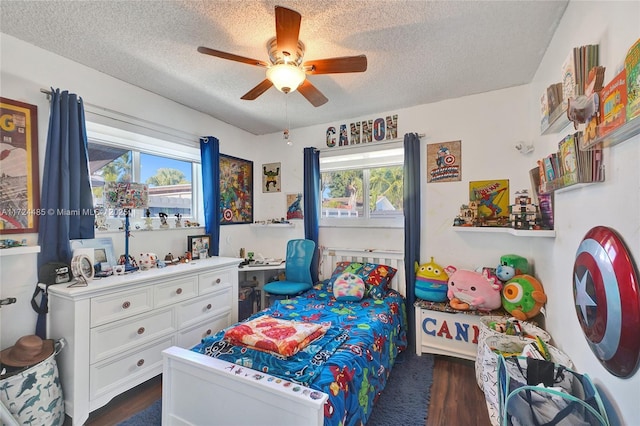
162 247 405 426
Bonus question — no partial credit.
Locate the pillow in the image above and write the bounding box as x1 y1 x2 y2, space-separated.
327 261 364 291
360 263 397 299
332 272 366 302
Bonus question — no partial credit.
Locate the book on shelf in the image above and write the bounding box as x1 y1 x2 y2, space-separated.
540 90 549 130
562 44 599 108
598 69 627 139
558 133 578 185
537 132 604 193
561 49 577 108
626 38 640 122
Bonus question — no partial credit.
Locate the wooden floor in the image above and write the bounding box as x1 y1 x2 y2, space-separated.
73 354 490 426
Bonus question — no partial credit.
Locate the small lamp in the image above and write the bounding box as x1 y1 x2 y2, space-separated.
104 182 149 272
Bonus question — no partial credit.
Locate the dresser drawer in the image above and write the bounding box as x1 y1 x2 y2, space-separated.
177 312 231 348
90 287 153 327
199 269 234 294
90 307 175 363
154 275 198 308
177 288 232 329
90 335 175 401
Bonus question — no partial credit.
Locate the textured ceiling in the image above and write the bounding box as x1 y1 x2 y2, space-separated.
0 0 568 135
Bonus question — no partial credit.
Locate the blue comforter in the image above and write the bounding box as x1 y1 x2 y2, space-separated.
193 281 407 426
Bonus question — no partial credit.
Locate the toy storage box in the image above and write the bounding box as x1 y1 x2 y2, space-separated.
414 300 501 361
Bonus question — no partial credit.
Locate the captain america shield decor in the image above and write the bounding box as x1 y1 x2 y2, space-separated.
573 226 640 377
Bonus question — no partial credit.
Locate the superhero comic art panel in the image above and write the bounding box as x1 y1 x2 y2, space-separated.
469 179 510 219
426 140 462 183
220 154 253 225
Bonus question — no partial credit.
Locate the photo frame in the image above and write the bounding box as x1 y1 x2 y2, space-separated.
220 154 253 225
70 237 117 270
262 162 281 193
0 97 40 234
187 234 211 260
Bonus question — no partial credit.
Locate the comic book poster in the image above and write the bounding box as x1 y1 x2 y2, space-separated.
286 193 303 220
262 162 281 193
426 140 461 183
469 179 509 219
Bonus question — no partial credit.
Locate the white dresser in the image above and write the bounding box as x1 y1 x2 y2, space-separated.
44 257 240 425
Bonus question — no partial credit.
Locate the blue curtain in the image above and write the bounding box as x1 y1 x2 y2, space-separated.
403 133 421 353
303 147 320 282
200 136 220 256
35 88 95 337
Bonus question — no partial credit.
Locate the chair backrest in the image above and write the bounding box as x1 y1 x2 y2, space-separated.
284 239 315 285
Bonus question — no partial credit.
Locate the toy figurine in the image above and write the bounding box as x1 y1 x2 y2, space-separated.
501 274 547 320
445 266 503 311
175 213 182 228
159 212 169 229
496 254 530 282
414 257 449 302
144 208 153 230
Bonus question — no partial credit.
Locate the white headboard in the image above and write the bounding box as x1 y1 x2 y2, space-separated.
320 247 406 297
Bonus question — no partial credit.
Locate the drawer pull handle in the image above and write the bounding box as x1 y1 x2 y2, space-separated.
215 278 221 284
137 327 145 335
137 359 145 367
122 301 131 309
176 288 183 295
206 329 212 336
206 303 212 310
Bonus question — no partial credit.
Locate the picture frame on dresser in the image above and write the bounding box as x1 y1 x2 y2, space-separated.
188 234 211 259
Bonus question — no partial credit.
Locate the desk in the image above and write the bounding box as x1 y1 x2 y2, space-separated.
238 263 286 310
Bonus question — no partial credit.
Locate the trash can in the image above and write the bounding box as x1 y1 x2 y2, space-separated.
239 287 255 321
0 336 66 426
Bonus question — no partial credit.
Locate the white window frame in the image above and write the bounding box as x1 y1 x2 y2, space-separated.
319 141 404 229
85 121 203 224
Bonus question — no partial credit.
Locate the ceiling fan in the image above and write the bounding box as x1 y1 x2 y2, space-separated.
197 5 367 107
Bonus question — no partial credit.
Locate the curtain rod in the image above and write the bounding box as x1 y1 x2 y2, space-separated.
40 88 199 145
318 133 424 153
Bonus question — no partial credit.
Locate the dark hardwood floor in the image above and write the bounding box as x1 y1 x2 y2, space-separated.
427 355 491 426
73 355 490 426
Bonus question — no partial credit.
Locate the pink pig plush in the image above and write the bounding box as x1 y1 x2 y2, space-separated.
445 266 503 311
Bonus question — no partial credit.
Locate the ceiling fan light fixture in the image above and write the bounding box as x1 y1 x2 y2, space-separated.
267 64 306 94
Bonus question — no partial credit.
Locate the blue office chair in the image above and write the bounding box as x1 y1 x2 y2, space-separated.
263 239 316 302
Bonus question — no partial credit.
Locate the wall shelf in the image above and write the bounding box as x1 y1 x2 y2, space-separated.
541 104 570 135
453 226 555 238
0 245 41 256
579 117 640 151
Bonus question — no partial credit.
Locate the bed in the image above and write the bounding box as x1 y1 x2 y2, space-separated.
162 248 406 426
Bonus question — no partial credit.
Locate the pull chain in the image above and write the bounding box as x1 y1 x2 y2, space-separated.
284 95 292 146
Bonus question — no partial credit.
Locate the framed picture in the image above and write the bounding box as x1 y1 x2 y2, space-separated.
220 154 253 225
427 140 462 183
262 162 281 193
0 97 40 234
70 237 117 270
188 234 211 259
286 193 303 220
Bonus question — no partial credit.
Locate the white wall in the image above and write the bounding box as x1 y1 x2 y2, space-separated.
2 2 639 422
526 3 639 425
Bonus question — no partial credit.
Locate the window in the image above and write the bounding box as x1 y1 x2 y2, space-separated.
85 121 202 225
320 144 404 227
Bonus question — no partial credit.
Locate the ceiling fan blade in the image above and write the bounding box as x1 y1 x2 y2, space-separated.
304 55 368 74
275 6 301 58
241 79 274 100
297 80 328 107
197 46 268 68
